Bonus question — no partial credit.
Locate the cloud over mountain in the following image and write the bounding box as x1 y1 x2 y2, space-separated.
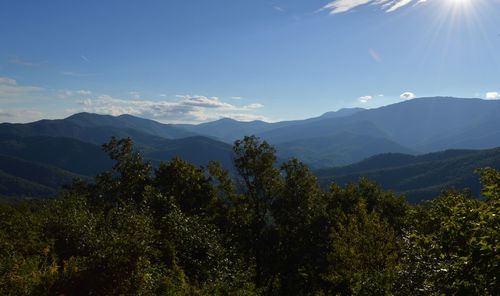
485 92 500 100
400 92 416 100
77 94 267 123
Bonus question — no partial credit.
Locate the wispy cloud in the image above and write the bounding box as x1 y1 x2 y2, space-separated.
81 55 90 62
7 55 44 67
58 89 92 99
0 77 17 85
244 103 264 109
61 71 97 77
400 91 416 100
273 5 285 12
0 108 44 123
0 76 44 101
369 48 382 63
323 0 421 15
485 92 500 100
177 95 234 109
386 0 413 12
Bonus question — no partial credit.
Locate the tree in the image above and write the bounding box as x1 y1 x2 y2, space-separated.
154 157 215 216
233 136 282 290
93 137 152 206
271 159 327 295
397 175 500 295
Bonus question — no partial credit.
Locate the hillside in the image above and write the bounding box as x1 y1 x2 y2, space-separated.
0 134 112 176
0 133 234 199
2 98 497 170
276 131 414 168
0 155 85 200
1 97 499 199
0 113 235 168
315 147 500 203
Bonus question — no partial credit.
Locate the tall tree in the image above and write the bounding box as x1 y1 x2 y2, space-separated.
233 135 282 289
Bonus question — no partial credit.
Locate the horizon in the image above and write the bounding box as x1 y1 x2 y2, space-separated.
1 95 493 125
1 0 500 124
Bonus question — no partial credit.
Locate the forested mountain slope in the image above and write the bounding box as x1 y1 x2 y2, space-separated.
315 147 500 202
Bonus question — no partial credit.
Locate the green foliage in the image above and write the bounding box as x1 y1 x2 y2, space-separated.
396 187 499 295
325 209 398 295
0 136 498 295
154 157 215 215
316 147 500 203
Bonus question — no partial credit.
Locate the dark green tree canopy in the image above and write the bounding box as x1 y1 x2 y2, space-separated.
0 136 498 295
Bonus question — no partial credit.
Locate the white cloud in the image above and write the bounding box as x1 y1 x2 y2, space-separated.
231 96 243 100
386 0 413 12
58 89 92 98
485 92 500 100
0 77 43 101
324 0 372 14
244 103 264 109
0 108 44 123
400 92 416 100
323 0 420 14
76 94 267 123
359 95 373 103
178 95 235 109
80 98 93 106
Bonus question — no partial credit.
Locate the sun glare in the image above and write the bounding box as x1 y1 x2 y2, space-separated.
447 0 472 8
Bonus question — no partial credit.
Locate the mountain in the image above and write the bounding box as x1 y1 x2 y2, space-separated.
343 97 500 152
307 108 365 121
250 97 500 167
276 131 414 168
0 112 197 144
315 147 500 203
0 134 233 200
179 118 274 143
0 134 112 176
178 107 366 143
259 97 500 146
0 155 85 201
0 113 234 167
1 97 499 199
0 114 236 199
142 136 234 168
65 112 198 139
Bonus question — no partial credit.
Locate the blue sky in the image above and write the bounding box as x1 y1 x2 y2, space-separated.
1 0 499 123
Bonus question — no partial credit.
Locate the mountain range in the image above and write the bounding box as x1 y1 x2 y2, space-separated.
315 147 500 203
0 96 499 201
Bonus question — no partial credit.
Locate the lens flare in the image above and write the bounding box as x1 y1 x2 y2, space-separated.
447 0 472 8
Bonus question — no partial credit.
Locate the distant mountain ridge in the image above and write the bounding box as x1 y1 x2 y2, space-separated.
315 147 500 203
0 96 499 200
178 107 366 143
